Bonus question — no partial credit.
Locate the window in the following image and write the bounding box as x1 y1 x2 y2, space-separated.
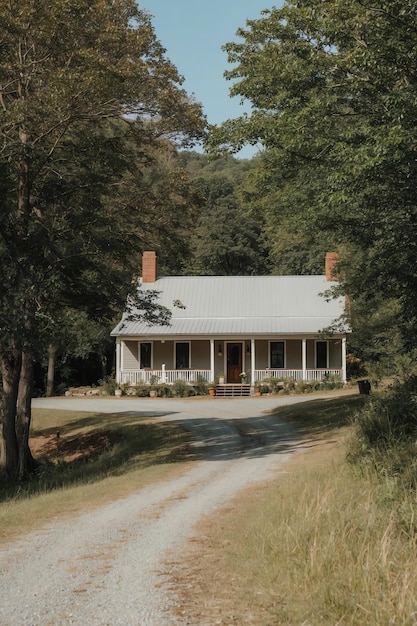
270 341 285 369
140 342 152 368
175 342 190 369
316 341 328 369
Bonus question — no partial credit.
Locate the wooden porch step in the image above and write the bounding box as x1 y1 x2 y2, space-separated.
215 384 251 397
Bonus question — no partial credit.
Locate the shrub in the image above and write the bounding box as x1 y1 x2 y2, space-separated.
295 380 313 394
98 375 117 396
322 373 344 390
354 377 417 446
282 377 296 392
154 383 172 398
172 379 194 397
192 375 209 396
348 376 417 491
262 376 284 393
346 352 366 379
135 383 150 397
258 384 270 395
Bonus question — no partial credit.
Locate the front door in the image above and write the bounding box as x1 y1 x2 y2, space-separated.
227 343 242 383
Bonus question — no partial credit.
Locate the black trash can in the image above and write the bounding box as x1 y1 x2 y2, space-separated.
358 379 371 395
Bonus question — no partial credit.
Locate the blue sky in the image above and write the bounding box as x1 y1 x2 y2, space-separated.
142 1 283 157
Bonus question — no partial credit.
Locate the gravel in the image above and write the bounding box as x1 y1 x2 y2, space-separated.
0 395 322 625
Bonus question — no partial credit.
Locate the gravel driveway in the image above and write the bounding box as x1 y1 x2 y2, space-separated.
0 395 329 625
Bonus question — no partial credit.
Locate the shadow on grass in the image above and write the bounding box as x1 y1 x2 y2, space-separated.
0 411 192 502
0 396 368 501
270 394 369 436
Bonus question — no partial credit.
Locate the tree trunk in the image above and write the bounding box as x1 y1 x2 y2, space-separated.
46 343 56 397
16 351 37 479
101 354 107 380
0 346 21 479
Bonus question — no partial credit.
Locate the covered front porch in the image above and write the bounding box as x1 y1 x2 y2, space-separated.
116 336 347 386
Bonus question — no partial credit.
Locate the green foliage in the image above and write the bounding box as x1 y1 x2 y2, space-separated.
98 375 118 396
262 376 285 393
319 373 345 391
178 151 258 183
346 353 366 381
352 378 417 448
135 383 150 397
172 379 194 398
0 0 205 478
192 375 209 396
154 384 172 398
185 182 269 275
349 377 417 492
208 0 417 362
259 374 344 395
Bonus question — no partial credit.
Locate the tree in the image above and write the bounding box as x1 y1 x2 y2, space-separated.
184 175 269 275
0 0 205 480
41 134 201 394
208 1 417 366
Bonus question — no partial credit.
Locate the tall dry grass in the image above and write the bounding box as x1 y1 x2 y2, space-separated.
206 393 417 625
233 450 417 625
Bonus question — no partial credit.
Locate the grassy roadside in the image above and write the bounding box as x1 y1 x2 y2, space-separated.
173 394 417 625
0 408 192 543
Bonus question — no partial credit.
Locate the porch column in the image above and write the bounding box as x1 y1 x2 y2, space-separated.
251 338 255 384
302 338 307 380
210 339 215 383
342 337 347 383
116 338 121 384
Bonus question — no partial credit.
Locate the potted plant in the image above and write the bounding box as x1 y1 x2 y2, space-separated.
149 374 160 398
218 372 225 384
208 383 216 397
239 371 247 382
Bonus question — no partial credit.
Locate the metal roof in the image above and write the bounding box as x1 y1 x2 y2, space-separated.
111 275 347 337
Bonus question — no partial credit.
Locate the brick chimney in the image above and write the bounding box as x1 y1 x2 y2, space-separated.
325 252 339 281
142 251 158 283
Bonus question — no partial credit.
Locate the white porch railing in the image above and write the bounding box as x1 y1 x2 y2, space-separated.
120 368 342 386
120 369 211 386
254 369 342 383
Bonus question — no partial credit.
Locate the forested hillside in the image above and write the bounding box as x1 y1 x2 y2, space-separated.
177 151 270 276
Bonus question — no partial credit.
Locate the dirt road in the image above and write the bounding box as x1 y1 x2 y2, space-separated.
0 395 329 625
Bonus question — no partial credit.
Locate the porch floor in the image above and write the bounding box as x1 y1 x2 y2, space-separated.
215 384 251 397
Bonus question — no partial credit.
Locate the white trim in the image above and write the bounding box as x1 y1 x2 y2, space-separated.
210 339 215 383
116 338 121 384
251 338 255 385
302 338 307 380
